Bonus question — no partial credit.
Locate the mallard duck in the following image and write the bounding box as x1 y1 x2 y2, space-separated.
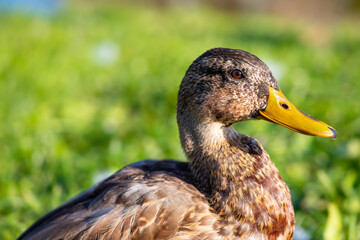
19 48 336 240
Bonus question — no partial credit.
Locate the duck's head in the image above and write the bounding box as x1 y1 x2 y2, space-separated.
177 48 336 139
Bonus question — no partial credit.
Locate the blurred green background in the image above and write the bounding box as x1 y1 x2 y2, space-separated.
0 0 359 239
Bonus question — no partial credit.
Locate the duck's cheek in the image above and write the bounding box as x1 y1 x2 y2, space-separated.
256 97 269 114
211 100 251 124
257 82 270 99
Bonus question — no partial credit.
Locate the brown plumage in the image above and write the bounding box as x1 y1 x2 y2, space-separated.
19 48 335 240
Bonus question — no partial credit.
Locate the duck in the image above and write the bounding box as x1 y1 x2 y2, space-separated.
18 48 336 240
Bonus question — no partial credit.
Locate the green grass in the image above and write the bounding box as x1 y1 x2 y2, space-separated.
1 3 359 239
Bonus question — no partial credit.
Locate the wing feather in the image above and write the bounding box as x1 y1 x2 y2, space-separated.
18 160 221 240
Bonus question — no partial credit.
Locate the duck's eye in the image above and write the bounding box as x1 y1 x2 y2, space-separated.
231 69 243 79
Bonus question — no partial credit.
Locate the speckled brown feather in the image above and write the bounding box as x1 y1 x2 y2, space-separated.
19 48 295 240
19 161 223 240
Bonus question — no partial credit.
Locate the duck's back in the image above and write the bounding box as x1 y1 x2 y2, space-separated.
18 160 222 240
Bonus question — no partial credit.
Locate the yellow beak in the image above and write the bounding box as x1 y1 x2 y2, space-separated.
259 86 337 139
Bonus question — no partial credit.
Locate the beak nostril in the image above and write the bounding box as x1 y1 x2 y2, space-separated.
281 103 289 110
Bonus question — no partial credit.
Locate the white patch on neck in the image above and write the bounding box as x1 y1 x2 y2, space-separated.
198 122 238 145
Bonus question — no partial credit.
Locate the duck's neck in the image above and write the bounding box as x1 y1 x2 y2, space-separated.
178 116 295 238
180 121 257 188
178 116 268 190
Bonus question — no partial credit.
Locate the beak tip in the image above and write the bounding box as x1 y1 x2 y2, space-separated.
328 126 337 140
